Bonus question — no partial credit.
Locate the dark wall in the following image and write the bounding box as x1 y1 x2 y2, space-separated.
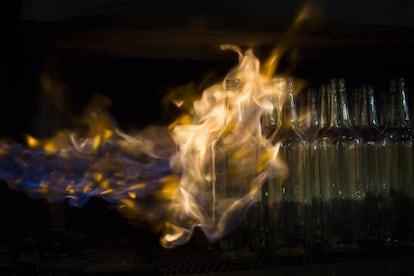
4 0 414 135
0 0 30 138
21 0 414 28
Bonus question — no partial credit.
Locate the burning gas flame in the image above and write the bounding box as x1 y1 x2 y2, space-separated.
0 46 287 248
0 4 316 248
161 46 285 247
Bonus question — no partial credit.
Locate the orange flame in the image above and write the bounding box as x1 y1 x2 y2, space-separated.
263 3 316 79
161 46 286 247
0 4 319 248
0 45 295 248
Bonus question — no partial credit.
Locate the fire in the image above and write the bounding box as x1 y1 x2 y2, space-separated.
161 46 287 248
0 44 290 248
0 4 317 247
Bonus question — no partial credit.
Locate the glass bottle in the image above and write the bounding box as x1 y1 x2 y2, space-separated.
311 83 330 246
212 77 260 255
261 77 287 251
268 78 310 251
355 85 384 242
315 78 362 248
381 78 413 243
301 88 320 246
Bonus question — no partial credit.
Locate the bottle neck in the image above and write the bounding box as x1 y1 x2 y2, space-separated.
272 79 309 144
281 93 298 127
306 89 319 129
224 77 241 121
270 77 288 133
388 78 411 128
319 84 330 130
280 79 299 129
361 85 380 129
329 79 354 129
328 80 341 128
400 78 411 126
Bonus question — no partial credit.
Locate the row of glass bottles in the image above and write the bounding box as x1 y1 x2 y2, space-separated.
213 76 413 255
259 77 414 252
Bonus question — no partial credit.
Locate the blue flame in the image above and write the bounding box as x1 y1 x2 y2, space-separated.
0 127 175 209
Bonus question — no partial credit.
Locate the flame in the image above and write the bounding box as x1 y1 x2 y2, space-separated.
0 101 177 219
0 44 289 248
160 46 286 248
263 3 317 79
0 5 319 248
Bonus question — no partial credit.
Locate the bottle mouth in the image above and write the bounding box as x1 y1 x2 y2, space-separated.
225 78 241 91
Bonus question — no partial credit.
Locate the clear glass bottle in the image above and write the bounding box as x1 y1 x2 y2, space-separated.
381 78 413 243
302 88 320 247
268 78 310 251
355 85 384 242
311 83 330 246
212 77 260 255
315 78 362 248
261 77 287 251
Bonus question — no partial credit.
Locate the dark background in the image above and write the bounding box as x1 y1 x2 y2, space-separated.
2 0 414 137
0 1 414 275
19 0 414 27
